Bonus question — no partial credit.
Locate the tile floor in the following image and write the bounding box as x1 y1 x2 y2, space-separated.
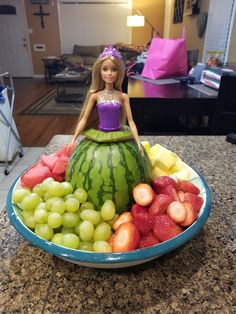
0 147 44 213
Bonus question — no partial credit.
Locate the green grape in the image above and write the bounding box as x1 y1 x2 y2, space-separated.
46 197 66 214
47 212 63 229
79 221 94 242
94 222 112 242
34 209 48 223
94 211 103 227
47 181 65 197
79 241 93 252
80 202 95 211
62 212 79 228
64 193 75 200
93 241 112 253
51 233 64 245
107 213 119 226
21 193 41 211
61 181 73 196
80 209 100 225
74 222 82 236
101 200 116 221
65 197 80 213
41 177 54 191
43 192 51 201
12 188 30 203
62 233 80 249
61 226 75 234
24 214 36 229
35 202 47 211
35 223 54 240
74 188 88 203
32 184 45 197
21 210 34 220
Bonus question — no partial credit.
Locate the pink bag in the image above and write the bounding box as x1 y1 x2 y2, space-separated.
142 28 188 80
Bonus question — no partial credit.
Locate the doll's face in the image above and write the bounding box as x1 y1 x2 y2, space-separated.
100 59 118 85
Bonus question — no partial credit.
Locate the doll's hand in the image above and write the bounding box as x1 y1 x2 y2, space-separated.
67 138 76 152
138 142 144 157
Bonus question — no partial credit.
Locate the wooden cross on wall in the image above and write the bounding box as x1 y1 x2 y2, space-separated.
33 4 50 29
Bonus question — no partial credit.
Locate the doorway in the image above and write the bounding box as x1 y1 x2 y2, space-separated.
0 0 33 77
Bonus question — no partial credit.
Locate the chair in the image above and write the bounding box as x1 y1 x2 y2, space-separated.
211 72 236 134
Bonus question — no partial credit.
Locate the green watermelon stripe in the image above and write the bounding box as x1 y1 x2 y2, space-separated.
65 138 152 213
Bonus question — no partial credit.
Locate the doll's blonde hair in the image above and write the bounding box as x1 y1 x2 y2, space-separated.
78 55 126 129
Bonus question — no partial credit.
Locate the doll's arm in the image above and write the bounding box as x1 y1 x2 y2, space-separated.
71 94 96 145
122 93 144 155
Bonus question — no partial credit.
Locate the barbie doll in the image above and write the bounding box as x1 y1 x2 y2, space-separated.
70 45 143 154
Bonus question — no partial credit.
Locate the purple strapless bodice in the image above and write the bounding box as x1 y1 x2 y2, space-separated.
97 101 122 131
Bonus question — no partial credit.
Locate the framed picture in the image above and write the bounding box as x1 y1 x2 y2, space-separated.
30 0 49 4
184 0 200 16
173 0 184 24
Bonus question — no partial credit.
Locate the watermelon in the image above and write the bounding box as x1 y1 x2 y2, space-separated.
65 137 153 213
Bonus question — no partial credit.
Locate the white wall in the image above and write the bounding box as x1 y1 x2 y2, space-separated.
58 1 132 53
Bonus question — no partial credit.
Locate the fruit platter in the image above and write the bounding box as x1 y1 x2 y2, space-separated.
7 141 211 268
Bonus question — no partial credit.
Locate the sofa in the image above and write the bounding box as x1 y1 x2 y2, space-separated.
62 43 144 69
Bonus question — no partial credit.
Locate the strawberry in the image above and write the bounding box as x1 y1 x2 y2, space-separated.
133 212 155 235
148 194 173 215
139 231 160 249
179 202 198 227
112 212 133 230
131 203 148 216
40 154 59 171
166 200 187 223
153 214 182 242
112 222 140 252
179 180 200 195
152 176 179 194
184 192 204 212
178 190 185 202
133 183 155 206
161 184 180 201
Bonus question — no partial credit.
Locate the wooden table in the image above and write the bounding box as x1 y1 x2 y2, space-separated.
128 78 217 135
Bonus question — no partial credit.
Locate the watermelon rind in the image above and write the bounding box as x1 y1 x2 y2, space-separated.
83 127 132 143
65 138 153 213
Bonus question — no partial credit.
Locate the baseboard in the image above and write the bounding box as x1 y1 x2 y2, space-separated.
33 74 44 79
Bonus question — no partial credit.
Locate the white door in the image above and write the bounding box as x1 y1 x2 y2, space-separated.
202 0 235 63
0 0 33 77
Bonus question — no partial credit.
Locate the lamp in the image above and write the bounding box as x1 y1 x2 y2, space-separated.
127 9 159 40
127 15 145 27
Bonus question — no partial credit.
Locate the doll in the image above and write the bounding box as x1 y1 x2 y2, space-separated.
70 45 143 154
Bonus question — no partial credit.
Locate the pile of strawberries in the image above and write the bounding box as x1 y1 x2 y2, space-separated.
110 176 204 252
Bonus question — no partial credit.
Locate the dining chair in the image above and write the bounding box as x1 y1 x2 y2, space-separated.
211 72 236 134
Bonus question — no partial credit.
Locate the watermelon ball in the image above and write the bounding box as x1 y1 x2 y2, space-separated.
65 138 153 213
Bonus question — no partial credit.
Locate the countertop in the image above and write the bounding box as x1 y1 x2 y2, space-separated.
1 135 235 314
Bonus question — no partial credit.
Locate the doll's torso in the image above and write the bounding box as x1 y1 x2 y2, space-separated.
97 90 122 132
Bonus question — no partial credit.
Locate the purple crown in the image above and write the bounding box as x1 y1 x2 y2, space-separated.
99 45 122 60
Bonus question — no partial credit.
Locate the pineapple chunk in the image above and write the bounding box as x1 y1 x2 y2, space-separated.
152 148 177 170
169 168 190 182
141 141 151 154
153 166 169 178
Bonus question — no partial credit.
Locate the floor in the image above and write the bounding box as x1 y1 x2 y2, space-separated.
0 147 44 213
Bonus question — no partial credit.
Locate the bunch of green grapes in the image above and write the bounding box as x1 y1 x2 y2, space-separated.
12 177 118 253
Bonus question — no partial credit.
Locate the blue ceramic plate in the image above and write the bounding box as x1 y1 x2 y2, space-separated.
7 165 211 268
